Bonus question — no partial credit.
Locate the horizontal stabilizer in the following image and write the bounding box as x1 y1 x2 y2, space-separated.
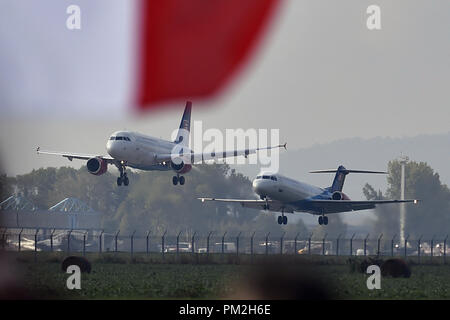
309 169 387 174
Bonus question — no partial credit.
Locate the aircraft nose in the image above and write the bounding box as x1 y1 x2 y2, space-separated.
106 141 117 157
252 179 266 195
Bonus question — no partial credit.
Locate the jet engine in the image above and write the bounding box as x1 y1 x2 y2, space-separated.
170 160 192 174
86 157 108 175
331 191 350 200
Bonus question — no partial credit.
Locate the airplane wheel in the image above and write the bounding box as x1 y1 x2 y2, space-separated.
323 216 328 225
179 176 185 185
283 216 288 225
123 176 129 186
172 176 178 185
277 216 283 224
318 216 323 225
117 177 122 186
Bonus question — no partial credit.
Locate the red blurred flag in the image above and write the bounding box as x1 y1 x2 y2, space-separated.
136 0 280 109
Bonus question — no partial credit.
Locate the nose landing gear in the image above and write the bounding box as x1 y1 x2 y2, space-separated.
116 164 129 186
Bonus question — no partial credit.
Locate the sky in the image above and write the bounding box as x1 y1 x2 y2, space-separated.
1 1 449 224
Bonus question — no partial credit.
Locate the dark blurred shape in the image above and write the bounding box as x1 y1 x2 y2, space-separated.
137 0 280 107
229 259 334 300
381 259 411 278
61 256 91 273
348 257 383 274
0 253 33 299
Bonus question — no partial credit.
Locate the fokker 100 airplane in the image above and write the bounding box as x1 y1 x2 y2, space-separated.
37 101 285 186
199 166 419 225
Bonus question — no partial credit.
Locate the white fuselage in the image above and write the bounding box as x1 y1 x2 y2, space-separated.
252 172 325 203
106 131 180 170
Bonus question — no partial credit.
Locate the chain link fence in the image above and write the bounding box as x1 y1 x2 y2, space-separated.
1 228 448 263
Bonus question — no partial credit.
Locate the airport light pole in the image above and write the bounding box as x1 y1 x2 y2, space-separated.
399 155 409 245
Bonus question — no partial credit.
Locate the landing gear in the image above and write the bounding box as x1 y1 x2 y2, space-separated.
277 210 288 225
173 175 185 186
117 164 129 187
318 215 328 225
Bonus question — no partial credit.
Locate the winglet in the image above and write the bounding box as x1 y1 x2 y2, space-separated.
283 142 287 150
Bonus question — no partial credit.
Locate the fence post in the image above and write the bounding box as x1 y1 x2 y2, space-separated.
130 230 136 257
83 231 87 256
336 234 341 256
444 235 448 264
98 230 104 253
236 232 241 256
1 228 7 250
391 234 397 257
308 233 312 255
377 234 383 257
322 233 327 256
206 231 213 257
294 232 300 255
250 232 256 261
430 235 435 260
404 234 410 257
18 228 23 252
34 228 39 262
191 232 197 254
115 230 120 253
67 229 73 254
50 229 55 252
350 233 355 256
364 234 369 256
161 230 167 258
176 231 182 257
146 230 151 254
418 235 423 263
280 232 285 255
222 231 227 254
265 232 270 255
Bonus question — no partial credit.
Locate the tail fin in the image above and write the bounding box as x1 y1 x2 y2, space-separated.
174 101 192 146
310 165 387 192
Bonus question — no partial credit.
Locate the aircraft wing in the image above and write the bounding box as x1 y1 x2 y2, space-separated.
198 197 294 213
36 147 115 162
156 143 287 164
304 199 419 214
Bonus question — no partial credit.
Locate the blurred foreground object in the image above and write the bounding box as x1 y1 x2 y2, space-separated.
0 0 280 115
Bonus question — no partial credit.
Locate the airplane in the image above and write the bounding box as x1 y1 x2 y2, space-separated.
37 101 286 186
198 165 419 225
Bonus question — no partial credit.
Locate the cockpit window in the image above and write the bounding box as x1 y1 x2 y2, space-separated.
262 175 270 179
111 136 130 141
271 176 277 181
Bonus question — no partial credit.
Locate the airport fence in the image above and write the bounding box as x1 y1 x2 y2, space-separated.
0 227 448 263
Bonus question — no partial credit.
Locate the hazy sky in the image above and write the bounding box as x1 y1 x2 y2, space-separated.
1 0 449 178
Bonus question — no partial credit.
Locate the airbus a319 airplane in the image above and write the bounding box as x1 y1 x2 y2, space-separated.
37 101 285 186
199 165 419 225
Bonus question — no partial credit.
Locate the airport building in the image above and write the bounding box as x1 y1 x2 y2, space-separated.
0 195 101 230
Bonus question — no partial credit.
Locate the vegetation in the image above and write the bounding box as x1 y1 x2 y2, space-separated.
364 160 450 238
8 252 450 299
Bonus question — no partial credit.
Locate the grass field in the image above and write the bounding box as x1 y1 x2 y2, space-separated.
4 252 450 299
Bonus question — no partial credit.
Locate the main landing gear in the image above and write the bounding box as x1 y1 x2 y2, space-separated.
172 174 185 186
277 215 288 225
277 209 288 225
318 215 328 225
117 164 129 186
